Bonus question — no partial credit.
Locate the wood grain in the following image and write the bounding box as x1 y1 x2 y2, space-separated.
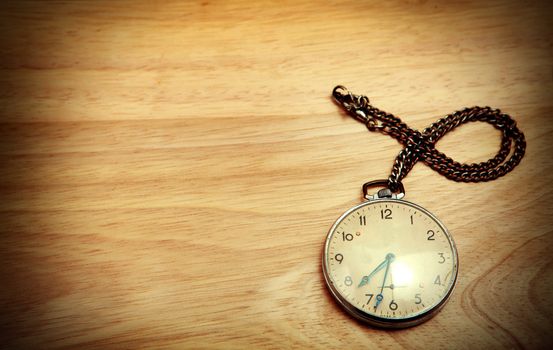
1 1 552 348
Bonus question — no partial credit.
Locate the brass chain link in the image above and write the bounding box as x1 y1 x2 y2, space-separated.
332 85 526 193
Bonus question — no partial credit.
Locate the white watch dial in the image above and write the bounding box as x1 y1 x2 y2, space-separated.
323 199 458 327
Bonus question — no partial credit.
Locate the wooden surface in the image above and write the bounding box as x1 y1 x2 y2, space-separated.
1 1 552 349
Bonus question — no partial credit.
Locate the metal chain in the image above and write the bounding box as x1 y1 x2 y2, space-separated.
332 85 526 193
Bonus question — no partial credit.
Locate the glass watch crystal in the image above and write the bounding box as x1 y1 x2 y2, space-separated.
322 198 458 328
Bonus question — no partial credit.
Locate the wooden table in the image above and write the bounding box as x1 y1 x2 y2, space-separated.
1 1 552 348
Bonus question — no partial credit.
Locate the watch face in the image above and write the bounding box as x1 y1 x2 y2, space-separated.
322 199 458 328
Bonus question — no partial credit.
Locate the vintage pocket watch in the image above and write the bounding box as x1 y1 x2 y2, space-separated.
322 181 458 328
322 86 525 328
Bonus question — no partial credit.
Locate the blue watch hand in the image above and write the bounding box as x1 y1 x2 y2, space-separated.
374 293 384 308
358 258 389 287
374 253 395 309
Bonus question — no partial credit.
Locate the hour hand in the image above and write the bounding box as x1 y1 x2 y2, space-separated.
358 275 370 288
358 258 388 287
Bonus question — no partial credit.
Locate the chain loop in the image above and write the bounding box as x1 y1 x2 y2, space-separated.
332 86 526 193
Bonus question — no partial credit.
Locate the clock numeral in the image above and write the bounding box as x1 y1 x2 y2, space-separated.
438 252 445 264
359 215 366 226
380 209 392 220
365 293 374 305
410 215 414 225
427 230 435 240
415 293 422 304
344 276 353 286
389 300 398 311
335 253 343 264
434 275 442 286
342 232 353 241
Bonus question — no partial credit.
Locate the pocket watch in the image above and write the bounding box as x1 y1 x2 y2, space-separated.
322 86 525 328
322 181 457 328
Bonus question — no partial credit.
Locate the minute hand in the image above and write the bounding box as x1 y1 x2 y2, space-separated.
375 254 394 309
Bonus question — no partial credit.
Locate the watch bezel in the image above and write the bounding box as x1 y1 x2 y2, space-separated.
322 198 459 328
